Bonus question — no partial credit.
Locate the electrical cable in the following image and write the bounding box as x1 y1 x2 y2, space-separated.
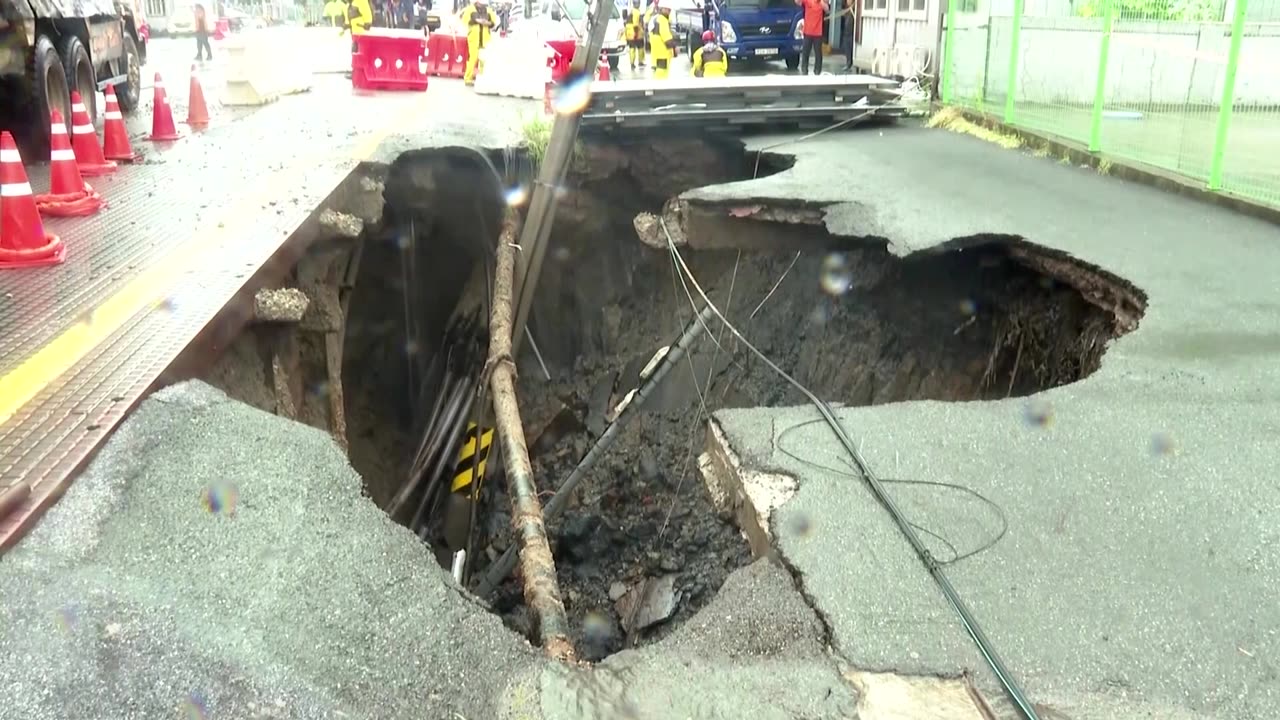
660 219 1041 720
775 416 1009 567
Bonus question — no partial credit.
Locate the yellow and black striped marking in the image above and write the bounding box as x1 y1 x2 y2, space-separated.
452 422 495 495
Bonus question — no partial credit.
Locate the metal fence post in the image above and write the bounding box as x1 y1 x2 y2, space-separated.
941 0 958 104
1209 0 1249 191
1003 0 1024 123
1087 0 1116 152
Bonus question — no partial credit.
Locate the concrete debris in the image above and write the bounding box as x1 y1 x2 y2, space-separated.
585 371 616 437
844 671 990 720
701 419 799 559
253 288 310 323
317 208 364 240
633 198 687 249
615 574 681 634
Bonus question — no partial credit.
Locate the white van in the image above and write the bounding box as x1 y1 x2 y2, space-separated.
538 0 625 71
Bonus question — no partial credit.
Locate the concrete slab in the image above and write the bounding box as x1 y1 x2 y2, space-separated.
0 381 539 720
0 382 872 720
703 123 1280 719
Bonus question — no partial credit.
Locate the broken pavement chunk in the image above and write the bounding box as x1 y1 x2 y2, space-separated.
253 288 310 323
615 574 681 634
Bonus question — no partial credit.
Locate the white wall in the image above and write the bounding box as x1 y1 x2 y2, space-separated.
948 16 1280 107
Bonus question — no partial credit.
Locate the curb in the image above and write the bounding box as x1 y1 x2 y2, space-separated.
945 105 1280 227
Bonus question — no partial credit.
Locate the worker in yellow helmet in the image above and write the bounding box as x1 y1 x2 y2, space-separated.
623 0 647 71
647 0 677 79
691 30 727 77
341 0 374 52
459 0 498 86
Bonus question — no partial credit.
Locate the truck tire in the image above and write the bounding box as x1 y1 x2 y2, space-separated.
60 36 97 125
32 35 71 159
115 35 143 113
785 54 800 70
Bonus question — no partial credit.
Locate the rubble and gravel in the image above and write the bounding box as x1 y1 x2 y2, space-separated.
253 288 310 322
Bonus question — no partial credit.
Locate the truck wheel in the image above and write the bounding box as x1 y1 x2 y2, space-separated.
60 36 97 124
32 35 71 159
115 35 143 113
785 54 800 71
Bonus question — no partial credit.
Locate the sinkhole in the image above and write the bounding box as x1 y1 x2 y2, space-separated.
202 137 1147 661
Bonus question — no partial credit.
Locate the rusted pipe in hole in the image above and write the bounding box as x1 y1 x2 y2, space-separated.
488 209 576 663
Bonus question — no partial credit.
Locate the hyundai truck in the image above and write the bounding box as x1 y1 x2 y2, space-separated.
0 0 148 158
678 0 802 70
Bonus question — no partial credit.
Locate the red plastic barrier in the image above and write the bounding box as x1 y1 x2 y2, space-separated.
424 33 447 76
444 33 469 78
353 29 430 91
546 39 575 83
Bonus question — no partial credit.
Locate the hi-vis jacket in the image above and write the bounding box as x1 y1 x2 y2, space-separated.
648 12 676 60
460 3 499 48
692 42 728 77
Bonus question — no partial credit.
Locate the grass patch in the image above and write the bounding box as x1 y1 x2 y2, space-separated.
518 113 586 171
926 107 1023 150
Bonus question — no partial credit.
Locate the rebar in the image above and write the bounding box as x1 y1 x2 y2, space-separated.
476 303 715 598
489 210 575 663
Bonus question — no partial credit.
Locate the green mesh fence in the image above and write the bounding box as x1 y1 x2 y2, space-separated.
941 0 1280 210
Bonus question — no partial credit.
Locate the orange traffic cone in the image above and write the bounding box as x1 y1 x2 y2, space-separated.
149 72 181 142
102 85 141 162
0 131 65 269
596 52 610 81
69 91 117 176
186 65 210 128
35 109 105 217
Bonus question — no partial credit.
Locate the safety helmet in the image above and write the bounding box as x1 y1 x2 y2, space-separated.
701 30 714 42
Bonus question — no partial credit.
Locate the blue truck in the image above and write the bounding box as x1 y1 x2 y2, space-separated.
674 0 803 71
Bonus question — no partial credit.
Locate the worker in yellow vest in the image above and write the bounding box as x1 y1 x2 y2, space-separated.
460 0 498 86
691 30 728 77
647 0 677 79
624 0 647 71
341 0 374 52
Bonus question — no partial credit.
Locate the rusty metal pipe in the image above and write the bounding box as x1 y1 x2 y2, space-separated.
488 210 576 663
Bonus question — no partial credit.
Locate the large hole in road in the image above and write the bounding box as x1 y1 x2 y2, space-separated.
204 138 1147 661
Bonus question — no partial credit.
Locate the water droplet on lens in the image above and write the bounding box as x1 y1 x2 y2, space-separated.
552 74 593 115
1023 398 1054 428
959 298 977 316
504 185 528 207
1150 431 1176 456
820 253 854 295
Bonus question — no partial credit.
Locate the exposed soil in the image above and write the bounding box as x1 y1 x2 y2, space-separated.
201 138 1147 662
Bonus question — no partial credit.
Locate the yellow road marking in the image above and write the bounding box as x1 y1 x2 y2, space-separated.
0 94 425 429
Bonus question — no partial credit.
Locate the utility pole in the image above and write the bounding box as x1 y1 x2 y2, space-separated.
509 0 613 356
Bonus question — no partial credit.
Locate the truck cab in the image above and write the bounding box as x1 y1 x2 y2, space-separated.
682 0 802 70
0 0 148 158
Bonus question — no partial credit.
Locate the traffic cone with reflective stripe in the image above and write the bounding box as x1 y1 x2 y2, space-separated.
0 132 65 269
596 51 610 81
35 109 106 217
149 72 181 142
186 64 210 128
69 91 117 176
102 84 141 162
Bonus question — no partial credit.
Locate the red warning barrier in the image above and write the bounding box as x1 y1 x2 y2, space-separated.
0 131 66 269
546 40 575 84
424 33 447 76
352 29 429 91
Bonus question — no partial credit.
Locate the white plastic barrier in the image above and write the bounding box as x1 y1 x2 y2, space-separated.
224 29 315 106
472 36 553 100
